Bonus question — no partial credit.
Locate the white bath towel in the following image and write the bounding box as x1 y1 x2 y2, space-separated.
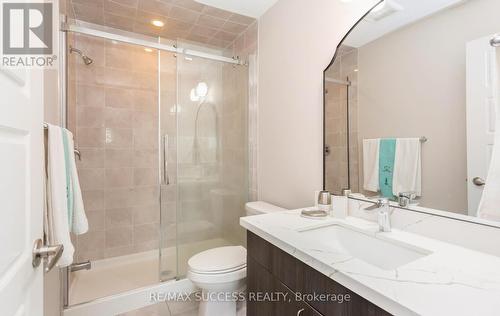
362 139 380 192
478 122 500 221
392 138 421 196
65 129 88 234
46 124 74 267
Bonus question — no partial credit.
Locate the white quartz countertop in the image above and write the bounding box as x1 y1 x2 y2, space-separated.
240 209 500 316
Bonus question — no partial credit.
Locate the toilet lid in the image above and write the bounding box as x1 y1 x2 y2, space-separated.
188 246 246 274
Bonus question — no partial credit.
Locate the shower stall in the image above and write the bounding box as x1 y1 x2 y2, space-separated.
61 21 249 313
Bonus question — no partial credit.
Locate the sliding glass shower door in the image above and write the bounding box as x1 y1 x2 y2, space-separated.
65 26 249 304
159 46 249 278
67 32 165 304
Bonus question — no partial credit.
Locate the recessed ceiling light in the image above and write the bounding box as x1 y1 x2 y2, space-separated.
151 20 165 27
144 48 153 52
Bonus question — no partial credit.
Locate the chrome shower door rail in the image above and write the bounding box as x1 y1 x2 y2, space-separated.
62 22 244 65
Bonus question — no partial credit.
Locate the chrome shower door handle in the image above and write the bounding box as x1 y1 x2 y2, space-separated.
163 135 170 185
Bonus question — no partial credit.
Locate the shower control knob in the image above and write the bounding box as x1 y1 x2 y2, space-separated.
472 177 486 186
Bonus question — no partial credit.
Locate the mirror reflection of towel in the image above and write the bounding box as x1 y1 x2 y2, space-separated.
362 139 380 192
393 138 422 196
478 123 500 221
379 139 396 198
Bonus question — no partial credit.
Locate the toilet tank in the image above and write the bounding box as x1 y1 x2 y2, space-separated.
245 201 287 216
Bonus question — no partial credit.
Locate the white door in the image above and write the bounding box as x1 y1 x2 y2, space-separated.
466 35 499 216
0 66 45 315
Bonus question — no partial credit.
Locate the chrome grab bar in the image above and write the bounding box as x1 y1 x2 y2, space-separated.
32 239 64 273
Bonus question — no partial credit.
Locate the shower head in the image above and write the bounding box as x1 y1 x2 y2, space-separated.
69 46 93 65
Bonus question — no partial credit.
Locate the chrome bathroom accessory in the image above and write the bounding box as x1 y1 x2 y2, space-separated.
43 122 82 160
398 191 417 207
490 35 500 47
32 239 64 273
69 46 94 65
301 209 328 219
317 190 332 212
472 177 486 187
363 198 391 232
70 260 92 272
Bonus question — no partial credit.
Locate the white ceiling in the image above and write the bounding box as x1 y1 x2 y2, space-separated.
194 0 278 18
344 0 467 48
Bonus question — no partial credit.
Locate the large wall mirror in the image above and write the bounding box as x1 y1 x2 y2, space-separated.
324 0 500 224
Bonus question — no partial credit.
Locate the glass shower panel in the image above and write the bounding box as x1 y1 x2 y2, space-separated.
324 81 350 195
172 52 249 277
159 48 179 282
67 33 162 304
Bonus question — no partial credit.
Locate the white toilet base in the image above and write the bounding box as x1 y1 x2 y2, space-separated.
198 293 237 316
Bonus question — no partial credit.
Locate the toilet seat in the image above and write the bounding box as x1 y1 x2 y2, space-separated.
188 266 247 285
187 246 247 284
188 246 246 274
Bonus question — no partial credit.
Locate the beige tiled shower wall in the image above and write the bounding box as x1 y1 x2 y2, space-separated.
324 45 359 194
229 21 258 201
68 34 173 262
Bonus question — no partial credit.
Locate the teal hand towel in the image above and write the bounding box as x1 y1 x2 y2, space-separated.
379 138 396 198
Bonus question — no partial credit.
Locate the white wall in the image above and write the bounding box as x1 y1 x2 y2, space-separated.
257 0 378 208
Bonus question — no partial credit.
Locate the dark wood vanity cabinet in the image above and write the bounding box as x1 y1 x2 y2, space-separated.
247 232 392 316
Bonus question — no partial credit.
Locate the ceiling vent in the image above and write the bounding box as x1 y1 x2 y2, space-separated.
366 0 404 22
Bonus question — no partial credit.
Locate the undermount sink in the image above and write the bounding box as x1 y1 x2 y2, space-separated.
298 224 431 270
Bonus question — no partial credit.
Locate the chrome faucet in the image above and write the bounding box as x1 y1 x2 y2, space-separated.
363 198 391 232
398 191 417 207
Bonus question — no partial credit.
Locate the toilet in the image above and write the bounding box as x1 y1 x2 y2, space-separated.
187 201 287 316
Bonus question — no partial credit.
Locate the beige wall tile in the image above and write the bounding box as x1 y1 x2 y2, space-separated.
106 226 133 248
82 190 105 211
105 168 134 188
105 128 133 147
77 84 105 108
133 111 157 129
78 168 105 190
133 223 159 243
106 87 134 109
133 168 159 186
86 210 106 232
133 186 160 206
105 148 134 168
133 90 158 113
77 231 105 252
106 207 134 228
77 128 105 147
105 107 134 128
76 148 105 168
77 106 105 128
133 205 160 225
133 128 158 149
133 149 158 168
105 188 135 208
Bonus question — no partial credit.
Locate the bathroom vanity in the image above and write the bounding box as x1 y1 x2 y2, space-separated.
241 210 500 316
246 231 391 316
